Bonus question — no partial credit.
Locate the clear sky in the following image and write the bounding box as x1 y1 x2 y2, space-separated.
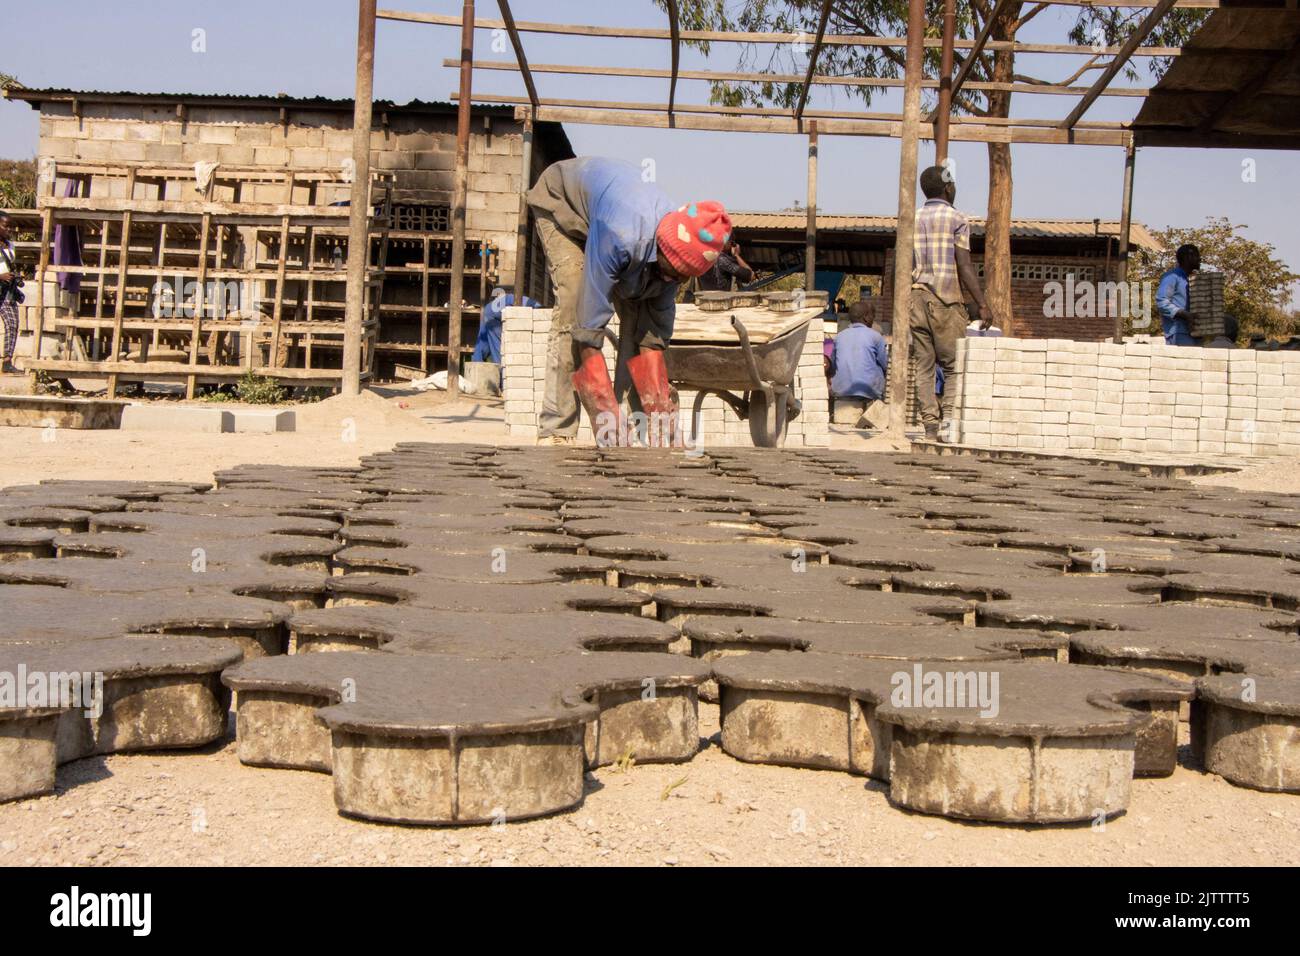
4 1 1296 300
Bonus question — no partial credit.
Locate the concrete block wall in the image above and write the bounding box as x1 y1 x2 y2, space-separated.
35 101 550 287
502 306 830 448
951 337 1300 457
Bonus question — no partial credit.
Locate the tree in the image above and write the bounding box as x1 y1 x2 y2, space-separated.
1131 217 1298 342
654 2 1204 326
0 158 37 208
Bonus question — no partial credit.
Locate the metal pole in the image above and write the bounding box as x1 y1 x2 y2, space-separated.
342 0 377 397
447 0 476 399
935 0 956 163
1115 138 1137 344
886 0 926 438
514 109 534 302
804 121 818 294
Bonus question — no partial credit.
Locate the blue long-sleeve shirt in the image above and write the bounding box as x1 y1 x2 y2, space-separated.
1156 266 1195 345
830 324 888 401
472 293 537 364
527 158 680 348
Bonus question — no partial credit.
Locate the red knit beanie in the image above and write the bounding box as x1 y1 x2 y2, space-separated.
656 202 732 278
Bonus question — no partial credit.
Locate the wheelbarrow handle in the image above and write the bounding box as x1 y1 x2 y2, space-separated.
729 315 766 392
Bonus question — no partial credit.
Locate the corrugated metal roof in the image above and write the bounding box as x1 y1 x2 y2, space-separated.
4 88 475 113
729 211 1161 251
1132 9 1300 150
4 87 575 163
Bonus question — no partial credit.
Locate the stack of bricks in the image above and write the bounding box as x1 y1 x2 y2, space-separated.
950 338 1300 458
502 307 830 448
1067 340 1099 451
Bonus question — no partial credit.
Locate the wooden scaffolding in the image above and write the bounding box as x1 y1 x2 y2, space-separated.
19 160 497 395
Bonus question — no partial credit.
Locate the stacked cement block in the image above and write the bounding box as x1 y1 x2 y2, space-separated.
951 338 1300 458
502 307 830 448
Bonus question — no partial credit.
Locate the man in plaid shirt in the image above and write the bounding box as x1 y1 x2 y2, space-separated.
911 166 995 441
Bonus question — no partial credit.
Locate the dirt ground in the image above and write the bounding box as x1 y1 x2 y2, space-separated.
3 385 1299 866
0 707 1295 868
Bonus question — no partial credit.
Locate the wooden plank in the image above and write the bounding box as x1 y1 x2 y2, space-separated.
43 197 353 219
420 235 430 373
186 213 212 398
794 0 834 123
496 0 539 109
27 208 55 379
106 168 138 398
670 306 821 344
453 59 1151 96
510 104 1131 145
26 358 351 382
447 0 476 399
382 7 1193 49
666 0 681 120
465 91 1128 128
887 0 926 438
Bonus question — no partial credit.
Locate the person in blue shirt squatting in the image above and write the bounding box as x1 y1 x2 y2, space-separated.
829 301 889 428
1155 244 1201 346
472 286 538 366
526 158 730 447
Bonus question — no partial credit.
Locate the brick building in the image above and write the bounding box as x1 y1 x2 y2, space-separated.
3 88 572 385
730 212 1162 341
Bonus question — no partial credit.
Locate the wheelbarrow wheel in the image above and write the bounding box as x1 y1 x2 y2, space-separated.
747 390 789 448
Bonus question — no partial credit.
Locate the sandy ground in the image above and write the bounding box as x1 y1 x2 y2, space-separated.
0 706 1295 868
3 384 1300 865
0 388 513 487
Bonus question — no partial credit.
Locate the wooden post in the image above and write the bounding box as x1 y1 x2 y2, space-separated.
28 209 54 385
186 213 211 399
886 0 926 438
935 0 956 163
342 0 377 396
447 0 476 399
106 168 137 398
804 121 818 293
513 109 534 302
1115 138 1137 344
420 235 431 373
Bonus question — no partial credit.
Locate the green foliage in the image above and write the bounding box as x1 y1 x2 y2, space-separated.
0 158 37 209
233 370 287 405
655 3 1205 118
1068 10 1210 83
1131 217 1299 343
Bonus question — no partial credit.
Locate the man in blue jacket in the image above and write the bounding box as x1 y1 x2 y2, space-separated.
472 286 538 366
1155 244 1200 346
527 158 730 446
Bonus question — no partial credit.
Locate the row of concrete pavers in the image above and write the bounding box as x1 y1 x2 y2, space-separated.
3 635 1295 825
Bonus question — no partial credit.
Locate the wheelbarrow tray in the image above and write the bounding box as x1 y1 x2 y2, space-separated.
666 313 814 392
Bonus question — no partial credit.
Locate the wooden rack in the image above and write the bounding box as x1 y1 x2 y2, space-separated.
18 161 495 394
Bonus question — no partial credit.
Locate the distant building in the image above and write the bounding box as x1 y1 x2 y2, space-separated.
729 212 1162 341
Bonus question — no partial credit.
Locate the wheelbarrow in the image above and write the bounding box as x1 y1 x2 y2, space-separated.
664 314 813 448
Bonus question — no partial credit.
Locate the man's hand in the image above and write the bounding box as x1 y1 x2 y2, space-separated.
977 303 994 331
